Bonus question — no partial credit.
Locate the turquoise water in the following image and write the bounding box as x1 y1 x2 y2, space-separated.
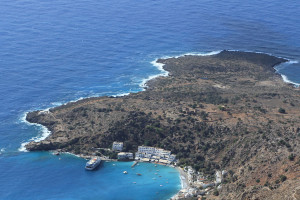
0 0 300 199
1 152 180 200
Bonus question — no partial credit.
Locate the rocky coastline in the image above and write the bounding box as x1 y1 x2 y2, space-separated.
25 50 300 199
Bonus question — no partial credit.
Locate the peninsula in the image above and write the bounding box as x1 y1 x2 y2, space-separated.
25 51 300 199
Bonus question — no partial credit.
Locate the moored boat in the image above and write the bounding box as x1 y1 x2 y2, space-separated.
85 157 101 170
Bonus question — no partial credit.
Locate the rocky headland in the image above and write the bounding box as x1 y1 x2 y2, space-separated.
25 50 300 199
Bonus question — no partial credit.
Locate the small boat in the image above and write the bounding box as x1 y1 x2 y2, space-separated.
131 161 138 168
85 157 101 170
123 171 128 174
136 173 142 176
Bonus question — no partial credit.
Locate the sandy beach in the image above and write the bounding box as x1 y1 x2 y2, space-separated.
177 167 189 189
170 167 191 199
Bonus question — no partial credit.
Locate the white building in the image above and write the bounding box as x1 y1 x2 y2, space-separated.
168 154 176 162
112 142 123 151
117 152 133 160
160 150 171 158
138 146 155 154
154 148 164 156
135 146 176 163
135 152 144 159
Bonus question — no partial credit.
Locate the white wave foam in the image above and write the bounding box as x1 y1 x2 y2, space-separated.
0 148 5 155
62 151 83 158
227 49 275 56
274 60 300 87
280 74 300 87
18 111 52 152
287 60 299 64
140 51 222 89
159 50 221 60
181 50 222 57
18 142 28 152
140 61 168 89
111 92 131 97
17 91 134 152
50 102 63 106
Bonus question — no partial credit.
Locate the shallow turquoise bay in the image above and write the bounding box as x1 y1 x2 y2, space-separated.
0 152 180 200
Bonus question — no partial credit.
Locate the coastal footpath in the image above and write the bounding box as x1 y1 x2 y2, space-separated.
25 51 300 199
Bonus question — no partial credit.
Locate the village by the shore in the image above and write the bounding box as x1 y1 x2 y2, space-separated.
67 141 226 199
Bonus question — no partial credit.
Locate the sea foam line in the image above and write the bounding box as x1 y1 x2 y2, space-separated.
280 74 300 87
18 93 103 152
18 94 118 152
111 92 131 97
274 60 300 87
18 112 52 152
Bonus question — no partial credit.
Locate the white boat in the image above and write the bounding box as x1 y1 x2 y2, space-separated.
123 171 128 174
52 151 60 156
85 157 101 170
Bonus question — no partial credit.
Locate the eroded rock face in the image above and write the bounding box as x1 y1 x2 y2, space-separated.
25 51 300 199
26 141 56 151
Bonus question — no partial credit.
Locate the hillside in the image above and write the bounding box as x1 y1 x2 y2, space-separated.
25 50 300 199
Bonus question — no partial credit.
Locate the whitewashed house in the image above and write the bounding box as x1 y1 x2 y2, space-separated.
117 152 133 160
112 142 123 151
160 149 171 158
168 154 176 162
138 146 155 154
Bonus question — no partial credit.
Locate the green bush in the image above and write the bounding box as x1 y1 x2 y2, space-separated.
218 106 226 111
280 175 287 182
278 108 286 114
213 189 219 196
288 153 295 161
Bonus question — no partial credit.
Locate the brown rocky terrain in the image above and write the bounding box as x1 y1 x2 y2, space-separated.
25 50 300 199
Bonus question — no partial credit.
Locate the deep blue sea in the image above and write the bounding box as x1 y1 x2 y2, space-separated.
0 0 300 199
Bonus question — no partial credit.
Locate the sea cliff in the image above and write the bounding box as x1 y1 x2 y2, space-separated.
25 51 300 199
